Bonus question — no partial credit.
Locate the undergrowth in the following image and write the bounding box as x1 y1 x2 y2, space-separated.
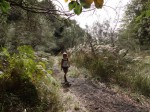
69 44 150 97
0 46 62 112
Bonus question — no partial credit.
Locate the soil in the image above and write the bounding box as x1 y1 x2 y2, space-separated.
53 57 150 112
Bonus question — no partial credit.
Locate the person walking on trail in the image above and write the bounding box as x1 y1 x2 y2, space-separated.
61 52 70 83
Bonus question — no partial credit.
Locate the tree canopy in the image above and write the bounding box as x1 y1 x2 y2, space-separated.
118 0 150 50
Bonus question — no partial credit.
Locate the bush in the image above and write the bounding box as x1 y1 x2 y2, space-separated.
0 45 61 112
69 44 150 97
70 44 127 82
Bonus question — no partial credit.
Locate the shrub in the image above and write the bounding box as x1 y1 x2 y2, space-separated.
69 44 150 97
0 45 61 112
70 44 127 82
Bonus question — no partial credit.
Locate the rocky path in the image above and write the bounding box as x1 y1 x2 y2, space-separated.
53 57 150 112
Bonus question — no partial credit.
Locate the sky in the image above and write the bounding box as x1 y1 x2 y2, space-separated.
53 0 130 29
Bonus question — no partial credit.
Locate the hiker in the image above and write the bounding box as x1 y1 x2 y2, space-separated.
61 52 70 83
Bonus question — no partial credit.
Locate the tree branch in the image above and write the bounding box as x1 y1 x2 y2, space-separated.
7 0 73 17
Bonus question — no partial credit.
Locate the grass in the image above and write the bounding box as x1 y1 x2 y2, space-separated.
110 84 150 106
59 89 88 112
71 51 150 97
68 65 90 79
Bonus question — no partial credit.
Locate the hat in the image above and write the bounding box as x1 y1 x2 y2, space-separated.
63 52 67 56
63 52 67 55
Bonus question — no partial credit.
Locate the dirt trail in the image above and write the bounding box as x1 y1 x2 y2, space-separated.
53 57 150 112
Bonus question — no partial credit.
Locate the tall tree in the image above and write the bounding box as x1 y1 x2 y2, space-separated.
118 0 150 50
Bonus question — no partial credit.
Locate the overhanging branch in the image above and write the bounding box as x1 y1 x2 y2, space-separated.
7 0 74 17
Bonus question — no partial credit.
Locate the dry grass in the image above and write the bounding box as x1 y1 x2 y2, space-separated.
71 50 150 97
59 88 88 112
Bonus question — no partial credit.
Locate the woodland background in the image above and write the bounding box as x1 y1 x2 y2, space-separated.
0 0 150 111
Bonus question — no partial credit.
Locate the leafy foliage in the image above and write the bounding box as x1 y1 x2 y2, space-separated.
65 0 104 15
0 46 61 111
0 0 10 13
119 0 150 51
0 0 85 54
53 20 86 54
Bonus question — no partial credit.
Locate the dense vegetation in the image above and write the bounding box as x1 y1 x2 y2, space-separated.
0 46 61 111
119 0 150 51
0 0 85 111
0 0 150 111
69 0 150 97
0 0 85 54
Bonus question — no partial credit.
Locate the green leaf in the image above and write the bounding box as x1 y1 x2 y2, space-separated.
0 48 10 57
136 15 143 22
135 11 145 22
74 4 82 15
1 6 7 13
80 0 91 8
0 0 10 13
146 10 150 17
68 1 76 11
47 70 53 75
3 1 10 8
